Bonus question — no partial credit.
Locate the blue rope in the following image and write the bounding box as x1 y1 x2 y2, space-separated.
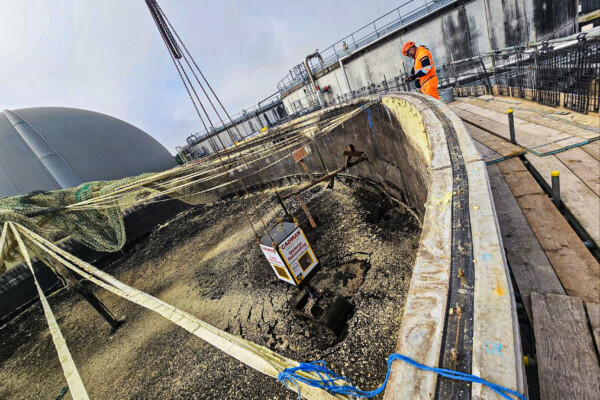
278 353 527 400
54 386 69 400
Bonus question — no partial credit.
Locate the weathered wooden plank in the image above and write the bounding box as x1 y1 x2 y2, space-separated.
497 157 545 197
497 158 600 304
450 105 518 141
581 141 600 161
555 148 600 196
451 102 585 153
460 96 600 132
525 152 600 247
469 160 525 399
487 163 565 320
452 107 566 154
465 122 525 159
462 97 599 141
473 140 500 162
586 302 600 352
531 292 600 400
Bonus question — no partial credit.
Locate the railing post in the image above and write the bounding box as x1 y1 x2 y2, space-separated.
507 109 517 144
551 170 560 208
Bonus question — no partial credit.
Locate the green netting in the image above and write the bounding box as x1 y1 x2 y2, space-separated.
0 102 370 273
0 143 268 270
1 182 126 252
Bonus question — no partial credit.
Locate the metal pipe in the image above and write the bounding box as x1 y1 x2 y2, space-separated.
281 156 368 200
257 91 280 109
479 59 492 94
304 51 325 107
275 191 292 220
339 57 353 98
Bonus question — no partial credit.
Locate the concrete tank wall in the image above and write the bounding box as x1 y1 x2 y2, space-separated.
186 106 284 157
281 0 576 114
0 94 526 398
166 93 525 399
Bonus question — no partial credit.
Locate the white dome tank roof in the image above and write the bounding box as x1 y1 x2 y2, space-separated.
0 107 176 198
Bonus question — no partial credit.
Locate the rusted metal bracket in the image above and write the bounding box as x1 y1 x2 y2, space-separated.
343 144 364 167
296 195 318 228
293 146 315 182
282 144 368 228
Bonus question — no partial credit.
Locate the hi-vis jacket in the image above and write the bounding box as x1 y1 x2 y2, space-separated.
413 46 436 88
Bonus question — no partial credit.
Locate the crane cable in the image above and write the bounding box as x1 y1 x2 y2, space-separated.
146 0 285 241
156 2 288 224
146 0 271 241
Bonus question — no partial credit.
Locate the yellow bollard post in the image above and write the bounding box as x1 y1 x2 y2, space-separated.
507 109 516 144
551 170 560 208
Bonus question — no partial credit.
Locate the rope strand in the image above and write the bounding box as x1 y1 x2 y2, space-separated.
278 353 527 400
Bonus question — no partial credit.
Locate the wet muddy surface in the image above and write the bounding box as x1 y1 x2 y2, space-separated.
0 180 420 399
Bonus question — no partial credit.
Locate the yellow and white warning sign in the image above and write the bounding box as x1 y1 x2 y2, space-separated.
277 227 318 285
259 244 295 285
259 223 319 286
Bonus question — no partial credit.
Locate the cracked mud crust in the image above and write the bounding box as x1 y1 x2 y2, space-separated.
0 180 420 399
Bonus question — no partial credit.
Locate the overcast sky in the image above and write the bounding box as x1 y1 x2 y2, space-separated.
0 0 413 154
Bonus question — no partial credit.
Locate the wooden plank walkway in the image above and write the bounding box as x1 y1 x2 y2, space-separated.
456 96 600 400
453 95 600 255
581 141 600 161
465 122 525 163
531 293 600 400
524 152 600 247
472 140 498 163
497 158 600 304
487 162 565 319
450 102 588 154
458 97 599 141
554 149 600 196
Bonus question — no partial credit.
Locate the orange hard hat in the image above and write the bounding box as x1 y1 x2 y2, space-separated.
402 41 415 56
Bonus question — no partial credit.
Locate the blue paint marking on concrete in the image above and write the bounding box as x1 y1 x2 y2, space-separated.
366 108 376 134
485 341 503 356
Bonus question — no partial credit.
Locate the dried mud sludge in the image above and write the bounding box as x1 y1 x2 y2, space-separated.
0 180 420 400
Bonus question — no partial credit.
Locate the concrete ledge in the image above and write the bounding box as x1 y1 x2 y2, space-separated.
437 98 525 398
381 94 524 399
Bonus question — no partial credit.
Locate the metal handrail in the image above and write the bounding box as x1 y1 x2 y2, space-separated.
179 93 284 153
276 0 457 93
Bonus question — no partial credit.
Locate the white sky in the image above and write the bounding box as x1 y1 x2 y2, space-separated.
0 0 413 154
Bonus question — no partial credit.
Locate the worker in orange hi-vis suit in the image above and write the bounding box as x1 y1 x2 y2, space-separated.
402 41 440 100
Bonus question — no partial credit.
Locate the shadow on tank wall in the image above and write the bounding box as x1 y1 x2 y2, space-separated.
533 0 577 40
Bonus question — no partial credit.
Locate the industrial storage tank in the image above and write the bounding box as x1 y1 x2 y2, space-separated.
0 107 176 198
